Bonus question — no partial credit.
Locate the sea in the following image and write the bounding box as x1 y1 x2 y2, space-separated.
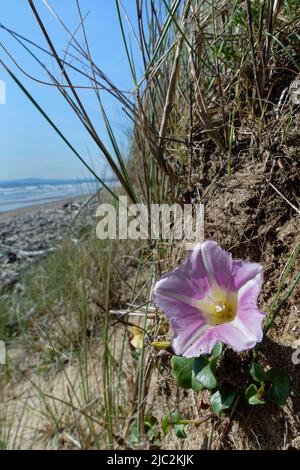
0 178 102 213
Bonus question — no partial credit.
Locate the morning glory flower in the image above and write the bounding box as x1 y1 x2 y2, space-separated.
153 240 264 357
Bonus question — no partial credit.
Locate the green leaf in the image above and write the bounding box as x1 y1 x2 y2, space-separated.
171 411 186 438
210 390 237 417
247 365 290 406
266 368 290 406
174 424 187 438
144 415 158 440
162 415 171 436
245 384 265 405
191 372 204 392
250 363 268 383
171 356 193 389
209 357 218 376
193 356 218 390
212 341 223 358
170 410 181 424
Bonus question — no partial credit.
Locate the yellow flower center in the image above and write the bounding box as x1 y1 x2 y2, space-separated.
194 291 237 326
209 301 236 325
157 284 237 327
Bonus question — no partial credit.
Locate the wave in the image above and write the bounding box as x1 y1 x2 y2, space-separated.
0 181 100 212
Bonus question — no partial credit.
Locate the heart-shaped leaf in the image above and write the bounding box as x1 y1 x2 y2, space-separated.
250 363 268 383
210 389 237 417
171 356 193 389
191 372 204 392
193 355 218 390
247 364 290 406
266 368 290 406
245 383 265 405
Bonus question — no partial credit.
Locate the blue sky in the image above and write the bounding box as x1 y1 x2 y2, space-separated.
0 0 141 181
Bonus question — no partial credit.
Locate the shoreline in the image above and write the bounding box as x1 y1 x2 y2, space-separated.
0 194 88 220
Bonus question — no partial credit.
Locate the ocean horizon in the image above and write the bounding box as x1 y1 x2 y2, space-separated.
0 178 104 212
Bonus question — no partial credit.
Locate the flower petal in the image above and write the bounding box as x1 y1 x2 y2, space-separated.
184 328 220 356
153 277 208 357
205 321 256 352
153 289 208 356
153 243 210 303
232 259 263 290
235 275 265 343
201 240 234 291
172 317 209 357
205 275 265 353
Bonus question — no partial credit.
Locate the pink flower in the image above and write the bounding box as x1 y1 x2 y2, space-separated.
153 240 264 357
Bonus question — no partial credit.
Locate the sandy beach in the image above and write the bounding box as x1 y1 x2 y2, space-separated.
0 194 87 219
0 194 95 293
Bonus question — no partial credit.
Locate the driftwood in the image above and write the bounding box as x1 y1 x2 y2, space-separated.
17 247 57 258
